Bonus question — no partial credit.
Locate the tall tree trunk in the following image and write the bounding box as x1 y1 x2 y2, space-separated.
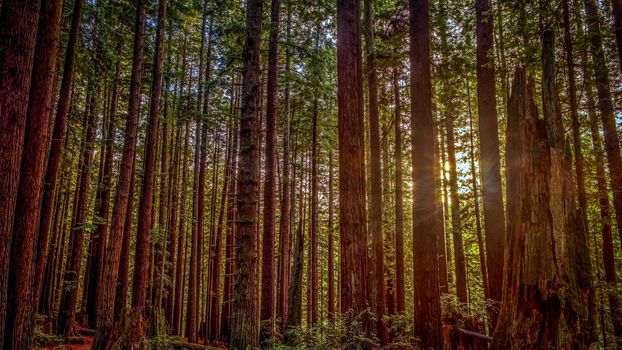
409 0 441 347
133 0 166 312
231 0 263 347
84 57 120 329
171 120 189 334
392 68 406 314
0 0 41 341
114 155 137 319
466 79 489 310
438 0 466 304
336 0 370 322
580 18 622 343
3 0 61 346
475 0 505 324
327 150 335 321
260 0 279 343
35 0 84 318
57 87 97 337
363 0 386 342
277 5 292 333
562 1 597 343
583 0 622 254
92 0 145 346
310 100 319 328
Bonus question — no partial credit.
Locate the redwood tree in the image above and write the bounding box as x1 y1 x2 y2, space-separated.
231 0 263 347
92 0 146 346
364 0 386 342
475 0 505 320
3 0 59 347
0 0 41 342
336 0 370 322
409 0 441 347
260 0 279 343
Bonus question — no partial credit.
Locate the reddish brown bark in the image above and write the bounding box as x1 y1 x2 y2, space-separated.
92 0 145 347
580 21 622 343
0 0 40 342
132 0 166 311
231 0 263 346
475 0 505 320
310 100 319 327
36 0 84 317
337 0 370 322
57 88 97 337
260 0 279 342
363 0 386 342
3 0 59 346
392 68 405 314
410 0 441 347
584 0 622 255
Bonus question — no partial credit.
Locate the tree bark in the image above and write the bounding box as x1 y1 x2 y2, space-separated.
337 0 371 329
231 0 263 347
92 0 145 346
57 87 97 337
363 0 386 342
3 0 60 346
392 68 406 314
260 0 279 343
0 0 41 341
409 0 441 347
277 5 291 333
36 0 84 320
475 0 505 324
132 0 166 312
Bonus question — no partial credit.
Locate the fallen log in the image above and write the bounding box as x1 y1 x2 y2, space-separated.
442 325 491 350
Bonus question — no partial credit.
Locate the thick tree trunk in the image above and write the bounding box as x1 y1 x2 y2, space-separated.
36 0 84 319
133 0 166 311
230 0 263 347
363 0 386 342
475 0 505 325
492 67 587 349
0 0 40 342
336 0 370 325
392 68 406 314
409 0 441 348
3 0 60 346
260 0 279 343
92 0 145 346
